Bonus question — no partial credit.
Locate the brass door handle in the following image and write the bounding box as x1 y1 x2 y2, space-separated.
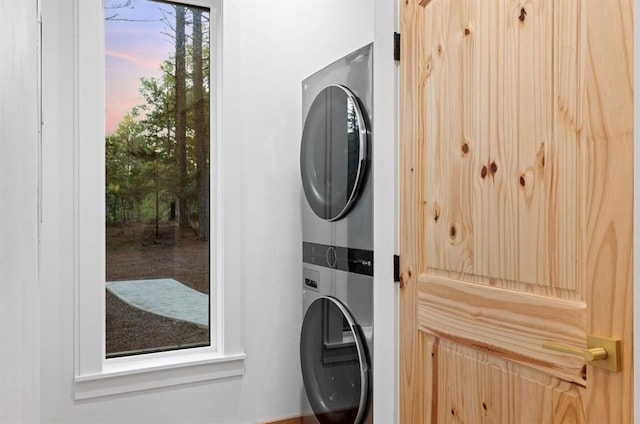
542 342 607 362
542 335 621 372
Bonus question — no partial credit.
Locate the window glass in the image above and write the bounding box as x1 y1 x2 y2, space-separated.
104 0 211 358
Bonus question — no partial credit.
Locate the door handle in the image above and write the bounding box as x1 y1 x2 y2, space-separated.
542 342 607 362
542 335 621 372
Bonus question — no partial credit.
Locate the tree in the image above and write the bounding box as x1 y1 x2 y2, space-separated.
105 113 151 224
104 0 136 21
105 2 211 238
174 5 189 229
192 8 209 241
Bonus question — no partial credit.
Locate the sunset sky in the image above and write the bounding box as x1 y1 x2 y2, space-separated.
105 0 175 134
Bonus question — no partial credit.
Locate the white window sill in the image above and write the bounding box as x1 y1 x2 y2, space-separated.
74 351 246 400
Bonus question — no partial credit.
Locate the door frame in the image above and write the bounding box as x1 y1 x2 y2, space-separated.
634 0 640 419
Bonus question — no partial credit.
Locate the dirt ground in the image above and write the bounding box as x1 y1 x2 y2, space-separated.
106 222 210 356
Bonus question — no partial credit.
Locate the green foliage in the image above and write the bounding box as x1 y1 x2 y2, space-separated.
105 6 210 236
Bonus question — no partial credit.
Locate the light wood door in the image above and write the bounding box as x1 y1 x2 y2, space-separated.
399 0 633 422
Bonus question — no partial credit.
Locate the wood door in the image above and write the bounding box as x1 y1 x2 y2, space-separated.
399 0 633 422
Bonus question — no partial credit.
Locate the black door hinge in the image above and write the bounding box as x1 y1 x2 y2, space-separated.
394 32 401 61
393 254 400 282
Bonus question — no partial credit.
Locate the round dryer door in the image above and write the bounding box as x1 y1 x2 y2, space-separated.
300 296 369 424
300 85 368 221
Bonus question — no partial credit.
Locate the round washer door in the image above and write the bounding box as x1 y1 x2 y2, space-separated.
300 85 368 221
300 296 370 424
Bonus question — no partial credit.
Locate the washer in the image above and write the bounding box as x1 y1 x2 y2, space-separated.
299 44 373 424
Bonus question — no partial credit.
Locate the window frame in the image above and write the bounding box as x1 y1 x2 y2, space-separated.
74 0 244 400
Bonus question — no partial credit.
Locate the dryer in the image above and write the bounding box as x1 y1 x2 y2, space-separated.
300 45 373 252
299 44 373 424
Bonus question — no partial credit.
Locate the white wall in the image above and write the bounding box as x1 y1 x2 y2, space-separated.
0 1 40 423
39 0 375 423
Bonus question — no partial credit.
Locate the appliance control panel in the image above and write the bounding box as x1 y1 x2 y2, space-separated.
302 242 373 276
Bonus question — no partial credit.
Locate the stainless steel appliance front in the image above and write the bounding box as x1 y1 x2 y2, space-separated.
299 44 373 424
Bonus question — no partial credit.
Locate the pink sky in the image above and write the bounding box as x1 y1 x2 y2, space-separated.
105 1 175 134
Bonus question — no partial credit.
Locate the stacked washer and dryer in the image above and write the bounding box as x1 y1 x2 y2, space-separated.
299 44 373 424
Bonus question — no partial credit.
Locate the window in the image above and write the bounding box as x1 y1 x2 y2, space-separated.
104 0 211 358
74 0 244 399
